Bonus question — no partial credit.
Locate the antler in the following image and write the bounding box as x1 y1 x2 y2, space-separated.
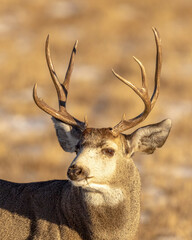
112 27 162 135
33 36 86 131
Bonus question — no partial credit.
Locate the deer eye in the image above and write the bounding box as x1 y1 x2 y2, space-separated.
101 148 115 157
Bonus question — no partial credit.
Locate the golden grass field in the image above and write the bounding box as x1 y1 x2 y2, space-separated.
0 0 192 239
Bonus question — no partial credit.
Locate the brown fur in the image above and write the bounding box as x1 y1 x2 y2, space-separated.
0 120 171 240
0 172 140 240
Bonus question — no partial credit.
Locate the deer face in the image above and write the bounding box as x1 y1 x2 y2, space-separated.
65 118 171 191
67 128 127 189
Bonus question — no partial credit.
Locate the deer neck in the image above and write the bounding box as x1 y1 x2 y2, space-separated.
61 160 141 240
86 160 141 239
60 183 92 239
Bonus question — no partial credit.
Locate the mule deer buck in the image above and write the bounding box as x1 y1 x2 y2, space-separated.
0 28 171 240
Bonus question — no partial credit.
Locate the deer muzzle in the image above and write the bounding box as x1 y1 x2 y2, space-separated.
67 164 90 181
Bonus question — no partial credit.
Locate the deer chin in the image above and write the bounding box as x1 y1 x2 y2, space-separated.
70 178 88 188
70 178 109 192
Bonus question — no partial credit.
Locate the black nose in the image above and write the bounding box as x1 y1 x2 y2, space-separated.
67 164 88 181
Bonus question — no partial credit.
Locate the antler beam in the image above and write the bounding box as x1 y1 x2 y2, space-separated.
33 36 86 131
112 27 162 135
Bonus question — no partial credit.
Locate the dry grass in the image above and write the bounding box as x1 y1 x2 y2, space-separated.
0 0 191 239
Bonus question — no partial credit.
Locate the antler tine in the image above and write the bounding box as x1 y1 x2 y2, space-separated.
33 37 86 131
45 35 66 107
151 27 162 108
112 55 148 100
63 40 78 99
132 56 148 89
112 69 142 98
112 28 162 135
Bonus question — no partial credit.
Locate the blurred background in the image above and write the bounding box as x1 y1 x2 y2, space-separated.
0 0 191 239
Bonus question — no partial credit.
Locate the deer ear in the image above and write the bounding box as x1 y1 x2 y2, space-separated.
52 118 82 153
126 119 172 155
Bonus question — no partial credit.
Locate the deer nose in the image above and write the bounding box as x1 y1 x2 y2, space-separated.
67 164 88 181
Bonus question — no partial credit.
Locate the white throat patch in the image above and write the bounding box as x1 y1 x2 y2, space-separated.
85 183 124 206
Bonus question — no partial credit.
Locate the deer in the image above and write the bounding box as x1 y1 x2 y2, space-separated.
0 28 171 240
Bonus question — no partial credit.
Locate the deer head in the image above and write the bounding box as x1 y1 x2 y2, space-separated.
33 28 171 195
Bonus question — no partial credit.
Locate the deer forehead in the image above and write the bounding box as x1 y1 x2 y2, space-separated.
80 128 124 149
